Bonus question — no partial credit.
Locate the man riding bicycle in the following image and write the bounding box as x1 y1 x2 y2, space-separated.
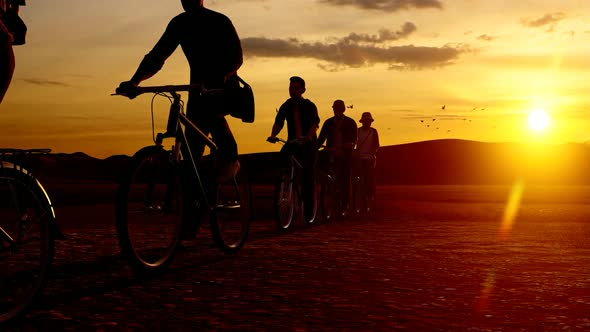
117 0 243 182
267 76 320 223
317 99 357 217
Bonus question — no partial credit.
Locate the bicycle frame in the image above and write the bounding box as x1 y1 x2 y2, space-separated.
273 138 304 193
114 85 240 213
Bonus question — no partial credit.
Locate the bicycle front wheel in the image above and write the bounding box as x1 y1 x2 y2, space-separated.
115 146 183 274
210 164 251 254
274 173 295 231
0 162 54 323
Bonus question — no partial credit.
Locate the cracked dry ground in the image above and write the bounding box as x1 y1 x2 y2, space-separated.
3 185 590 331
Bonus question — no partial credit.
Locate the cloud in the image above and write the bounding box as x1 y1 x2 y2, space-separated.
319 0 443 12
22 78 71 87
520 12 566 31
477 34 495 42
341 22 417 44
242 24 469 70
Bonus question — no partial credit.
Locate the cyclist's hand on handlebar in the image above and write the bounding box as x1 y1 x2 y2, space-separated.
267 136 279 143
116 81 139 99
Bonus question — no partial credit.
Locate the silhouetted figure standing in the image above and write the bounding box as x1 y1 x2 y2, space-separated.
267 76 320 223
0 0 26 104
118 0 243 180
356 112 379 204
317 100 357 215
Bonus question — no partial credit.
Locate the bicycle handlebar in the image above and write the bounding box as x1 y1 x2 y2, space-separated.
112 84 224 99
267 137 288 144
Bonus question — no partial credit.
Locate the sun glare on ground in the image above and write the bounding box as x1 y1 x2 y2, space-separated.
528 109 551 132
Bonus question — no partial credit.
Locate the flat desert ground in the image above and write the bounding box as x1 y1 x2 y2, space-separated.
4 184 590 331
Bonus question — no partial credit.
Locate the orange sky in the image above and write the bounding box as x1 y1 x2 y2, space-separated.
0 0 588 158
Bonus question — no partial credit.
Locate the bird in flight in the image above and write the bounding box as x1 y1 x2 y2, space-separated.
441 105 446 110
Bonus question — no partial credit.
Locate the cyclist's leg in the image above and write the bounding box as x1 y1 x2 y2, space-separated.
197 93 239 181
181 99 211 238
185 98 210 163
209 114 239 182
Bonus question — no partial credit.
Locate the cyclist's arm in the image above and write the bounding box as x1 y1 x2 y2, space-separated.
372 128 380 154
269 105 287 139
316 122 327 147
129 18 181 85
346 119 358 149
306 101 320 140
269 123 283 139
306 123 318 141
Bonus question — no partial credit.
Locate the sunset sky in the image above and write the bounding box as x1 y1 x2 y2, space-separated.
0 0 588 158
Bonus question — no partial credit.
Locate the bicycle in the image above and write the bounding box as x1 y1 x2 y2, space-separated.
113 84 251 275
267 137 317 231
0 148 61 323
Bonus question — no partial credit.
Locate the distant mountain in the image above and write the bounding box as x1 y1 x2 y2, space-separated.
21 140 590 185
374 139 590 185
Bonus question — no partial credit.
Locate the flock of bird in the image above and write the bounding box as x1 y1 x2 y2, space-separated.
415 104 488 134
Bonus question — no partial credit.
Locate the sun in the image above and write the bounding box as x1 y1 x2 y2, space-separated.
528 109 551 132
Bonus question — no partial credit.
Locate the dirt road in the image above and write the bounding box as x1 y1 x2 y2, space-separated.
3 185 590 331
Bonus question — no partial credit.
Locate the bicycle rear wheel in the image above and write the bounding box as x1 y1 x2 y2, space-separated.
115 146 182 274
0 162 54 323
274 173 295 231
210 165 251 254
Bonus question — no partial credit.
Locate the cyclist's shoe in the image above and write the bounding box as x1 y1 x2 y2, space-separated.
216 160 240 183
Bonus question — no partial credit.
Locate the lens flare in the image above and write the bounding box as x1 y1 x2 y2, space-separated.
476 180 525 313
499 179 525 240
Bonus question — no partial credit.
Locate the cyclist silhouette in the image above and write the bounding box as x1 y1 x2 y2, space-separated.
117 0 243 181
317 99 357 216
267 76 320 223
0 0 26 104
356 112 379 204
